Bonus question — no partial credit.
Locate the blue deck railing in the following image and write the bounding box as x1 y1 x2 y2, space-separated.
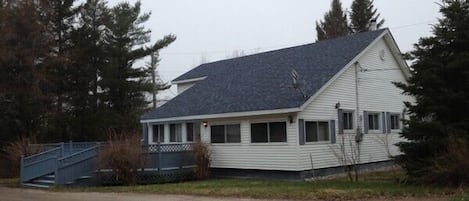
56 146 98 185
21 142 195 186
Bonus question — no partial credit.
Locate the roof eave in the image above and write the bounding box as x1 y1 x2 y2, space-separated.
140 107 301 123
171 76 207 85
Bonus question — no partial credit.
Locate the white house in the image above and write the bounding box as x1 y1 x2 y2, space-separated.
140 29 412 179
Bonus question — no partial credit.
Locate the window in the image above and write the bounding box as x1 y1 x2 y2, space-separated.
305 121 329 142
390 114 400 129
343 111 354 130
250 122 287 143
210 124 240 143
186 122 201 142
169 124 182 142
367 113 380 130
152 125 164 143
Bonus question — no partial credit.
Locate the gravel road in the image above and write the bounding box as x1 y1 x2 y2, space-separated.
0 187 448 201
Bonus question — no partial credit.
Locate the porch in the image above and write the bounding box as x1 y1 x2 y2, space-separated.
20 142 194 188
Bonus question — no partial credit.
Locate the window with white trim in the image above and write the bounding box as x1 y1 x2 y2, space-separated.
305 121 329 142
251 122 287 143
186 122 201 142
152 124 164 143
343 111 354 130
211 124 240 143
367 113 380 130
169 124 182 142
390 114 400 129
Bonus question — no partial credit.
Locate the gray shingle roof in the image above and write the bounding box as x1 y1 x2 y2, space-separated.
142 29 386 120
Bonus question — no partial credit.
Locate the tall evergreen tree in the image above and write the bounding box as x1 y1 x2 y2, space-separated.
44 0 78 141
0 0 54 143
68 0 112 140
350 0 384 33
101 1 175 132
395 0 469 185
316 0 349 41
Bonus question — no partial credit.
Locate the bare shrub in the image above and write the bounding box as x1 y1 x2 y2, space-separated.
192 140 210 179
97 131 147 185
3 136 41 177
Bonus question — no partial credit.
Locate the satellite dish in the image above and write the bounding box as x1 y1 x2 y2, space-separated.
291 69 299 89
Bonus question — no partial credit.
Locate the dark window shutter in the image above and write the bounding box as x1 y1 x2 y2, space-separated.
401 112 405 128
337 109 344 134
299 119 305 145
330 120 336 144
142 123 149 145
381 112 386 134
386 112 392 133
363 111 368 134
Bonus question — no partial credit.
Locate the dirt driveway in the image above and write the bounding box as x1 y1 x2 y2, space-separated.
0 187 449 201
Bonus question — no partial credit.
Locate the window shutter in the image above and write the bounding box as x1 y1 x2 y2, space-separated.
330 120 336 144
363 111 368 134
386 112 391 133
142 123 149 145
337 109 344 134
299 119 305 145
401 112 405 128
381 112 386 134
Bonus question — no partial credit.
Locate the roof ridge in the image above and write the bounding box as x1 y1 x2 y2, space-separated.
173 29 388 82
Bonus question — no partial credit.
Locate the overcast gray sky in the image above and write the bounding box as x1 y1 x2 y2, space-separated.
109 0 441 99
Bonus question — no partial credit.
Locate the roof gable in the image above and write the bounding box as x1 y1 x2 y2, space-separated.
142 29 388 121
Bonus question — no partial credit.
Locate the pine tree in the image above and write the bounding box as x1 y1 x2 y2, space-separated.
44 0 78 141
101 1 176 131
0 0 54 143
395 0 469 185
315 0 349 41
68 0 112 140
350 0 384 33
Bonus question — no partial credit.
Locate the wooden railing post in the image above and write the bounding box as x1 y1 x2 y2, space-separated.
60 142 64 157
54 157 59 185
158 143 162 173
20 155 24 183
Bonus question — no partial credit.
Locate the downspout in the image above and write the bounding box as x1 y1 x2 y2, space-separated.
354 62 363 142
354 61 363 181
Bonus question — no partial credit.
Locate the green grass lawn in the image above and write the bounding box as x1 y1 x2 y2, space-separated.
51 170 464 200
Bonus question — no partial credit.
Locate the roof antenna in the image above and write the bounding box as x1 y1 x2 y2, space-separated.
291 69 306 98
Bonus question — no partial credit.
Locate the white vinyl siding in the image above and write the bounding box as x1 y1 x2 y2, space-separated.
297 38 412 170
204 115 299 171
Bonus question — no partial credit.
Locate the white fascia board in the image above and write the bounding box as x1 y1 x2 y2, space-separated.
140 107 300 123
171 76 207 85
299 30 389 111
382 32 412 79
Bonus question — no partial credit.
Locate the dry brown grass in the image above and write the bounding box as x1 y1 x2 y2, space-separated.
97 130 147 185
192 140 210 180
3 136 41 176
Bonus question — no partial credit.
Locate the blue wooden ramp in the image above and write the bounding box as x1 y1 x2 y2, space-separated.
20 142 99 188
